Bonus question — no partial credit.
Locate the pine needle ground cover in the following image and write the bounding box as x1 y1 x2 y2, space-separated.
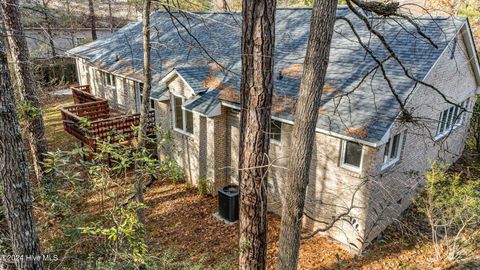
34 94 479 269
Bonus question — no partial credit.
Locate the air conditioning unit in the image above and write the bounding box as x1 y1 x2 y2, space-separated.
218 184 239 222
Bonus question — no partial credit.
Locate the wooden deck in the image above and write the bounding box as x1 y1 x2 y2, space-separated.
60 85 155 150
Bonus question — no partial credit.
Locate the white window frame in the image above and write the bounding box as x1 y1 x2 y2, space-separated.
381 131 404 170
171 94 193 136
102 71 115 88
270 119 282 145
435 99 469 140
340 140 364 173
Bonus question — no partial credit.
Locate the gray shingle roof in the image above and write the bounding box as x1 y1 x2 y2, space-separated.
67 7 466 144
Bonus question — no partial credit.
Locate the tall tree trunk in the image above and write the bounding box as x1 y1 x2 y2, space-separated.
65 1 75 47
277 1 338 269
238 0 275 269
88 0 97 40
44 17 56 57
108 0 114 33
0 39 44 270
1 0 49 184
135 0 152 224
41 0 56 57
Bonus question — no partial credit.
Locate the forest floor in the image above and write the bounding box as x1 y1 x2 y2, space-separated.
37 93 479 269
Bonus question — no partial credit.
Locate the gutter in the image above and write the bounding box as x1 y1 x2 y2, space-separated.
220 101 379 148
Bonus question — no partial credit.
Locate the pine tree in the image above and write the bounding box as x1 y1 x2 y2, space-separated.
277 0 338 269
1 0 49 184
0 38 44 270
238 0 276 268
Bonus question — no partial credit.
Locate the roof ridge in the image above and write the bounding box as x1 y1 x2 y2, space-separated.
151 6 353 15
150 5 463 20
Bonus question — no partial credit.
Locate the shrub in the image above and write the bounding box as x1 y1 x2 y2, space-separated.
414 162 480 262
467 95 480 154
161 159 184 184
81 203 147 266
198 177 210 196
39 124 182 268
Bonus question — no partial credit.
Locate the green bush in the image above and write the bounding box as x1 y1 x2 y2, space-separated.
415 162 480 262
162 159 184 184
198 177 210 196
467 95 480 154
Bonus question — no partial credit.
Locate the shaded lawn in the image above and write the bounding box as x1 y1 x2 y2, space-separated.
42 94 77 151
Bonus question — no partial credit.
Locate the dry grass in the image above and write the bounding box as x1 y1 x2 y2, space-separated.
42 94 78 151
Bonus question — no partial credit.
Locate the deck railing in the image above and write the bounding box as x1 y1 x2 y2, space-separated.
88 111 156 146
61 85 156 150
63 100 110 121
73 85 91 93
60 108 91 144
71 85 103 104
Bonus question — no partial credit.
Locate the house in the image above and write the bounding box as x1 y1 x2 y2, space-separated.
67 7 480 252
20 0 137 58
25 27 114 58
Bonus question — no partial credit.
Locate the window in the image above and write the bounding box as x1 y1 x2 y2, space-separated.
382 132 404 169
135 82 145 112
270 119 282 143
101 71 115 87
436 99 469 138
150 99 155 110
138 83 145 102
172 95 193 135
340 140 363 172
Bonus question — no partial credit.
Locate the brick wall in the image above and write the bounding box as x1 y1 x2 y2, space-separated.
156 75 228 192
363 28 478 246
225 108 374 252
